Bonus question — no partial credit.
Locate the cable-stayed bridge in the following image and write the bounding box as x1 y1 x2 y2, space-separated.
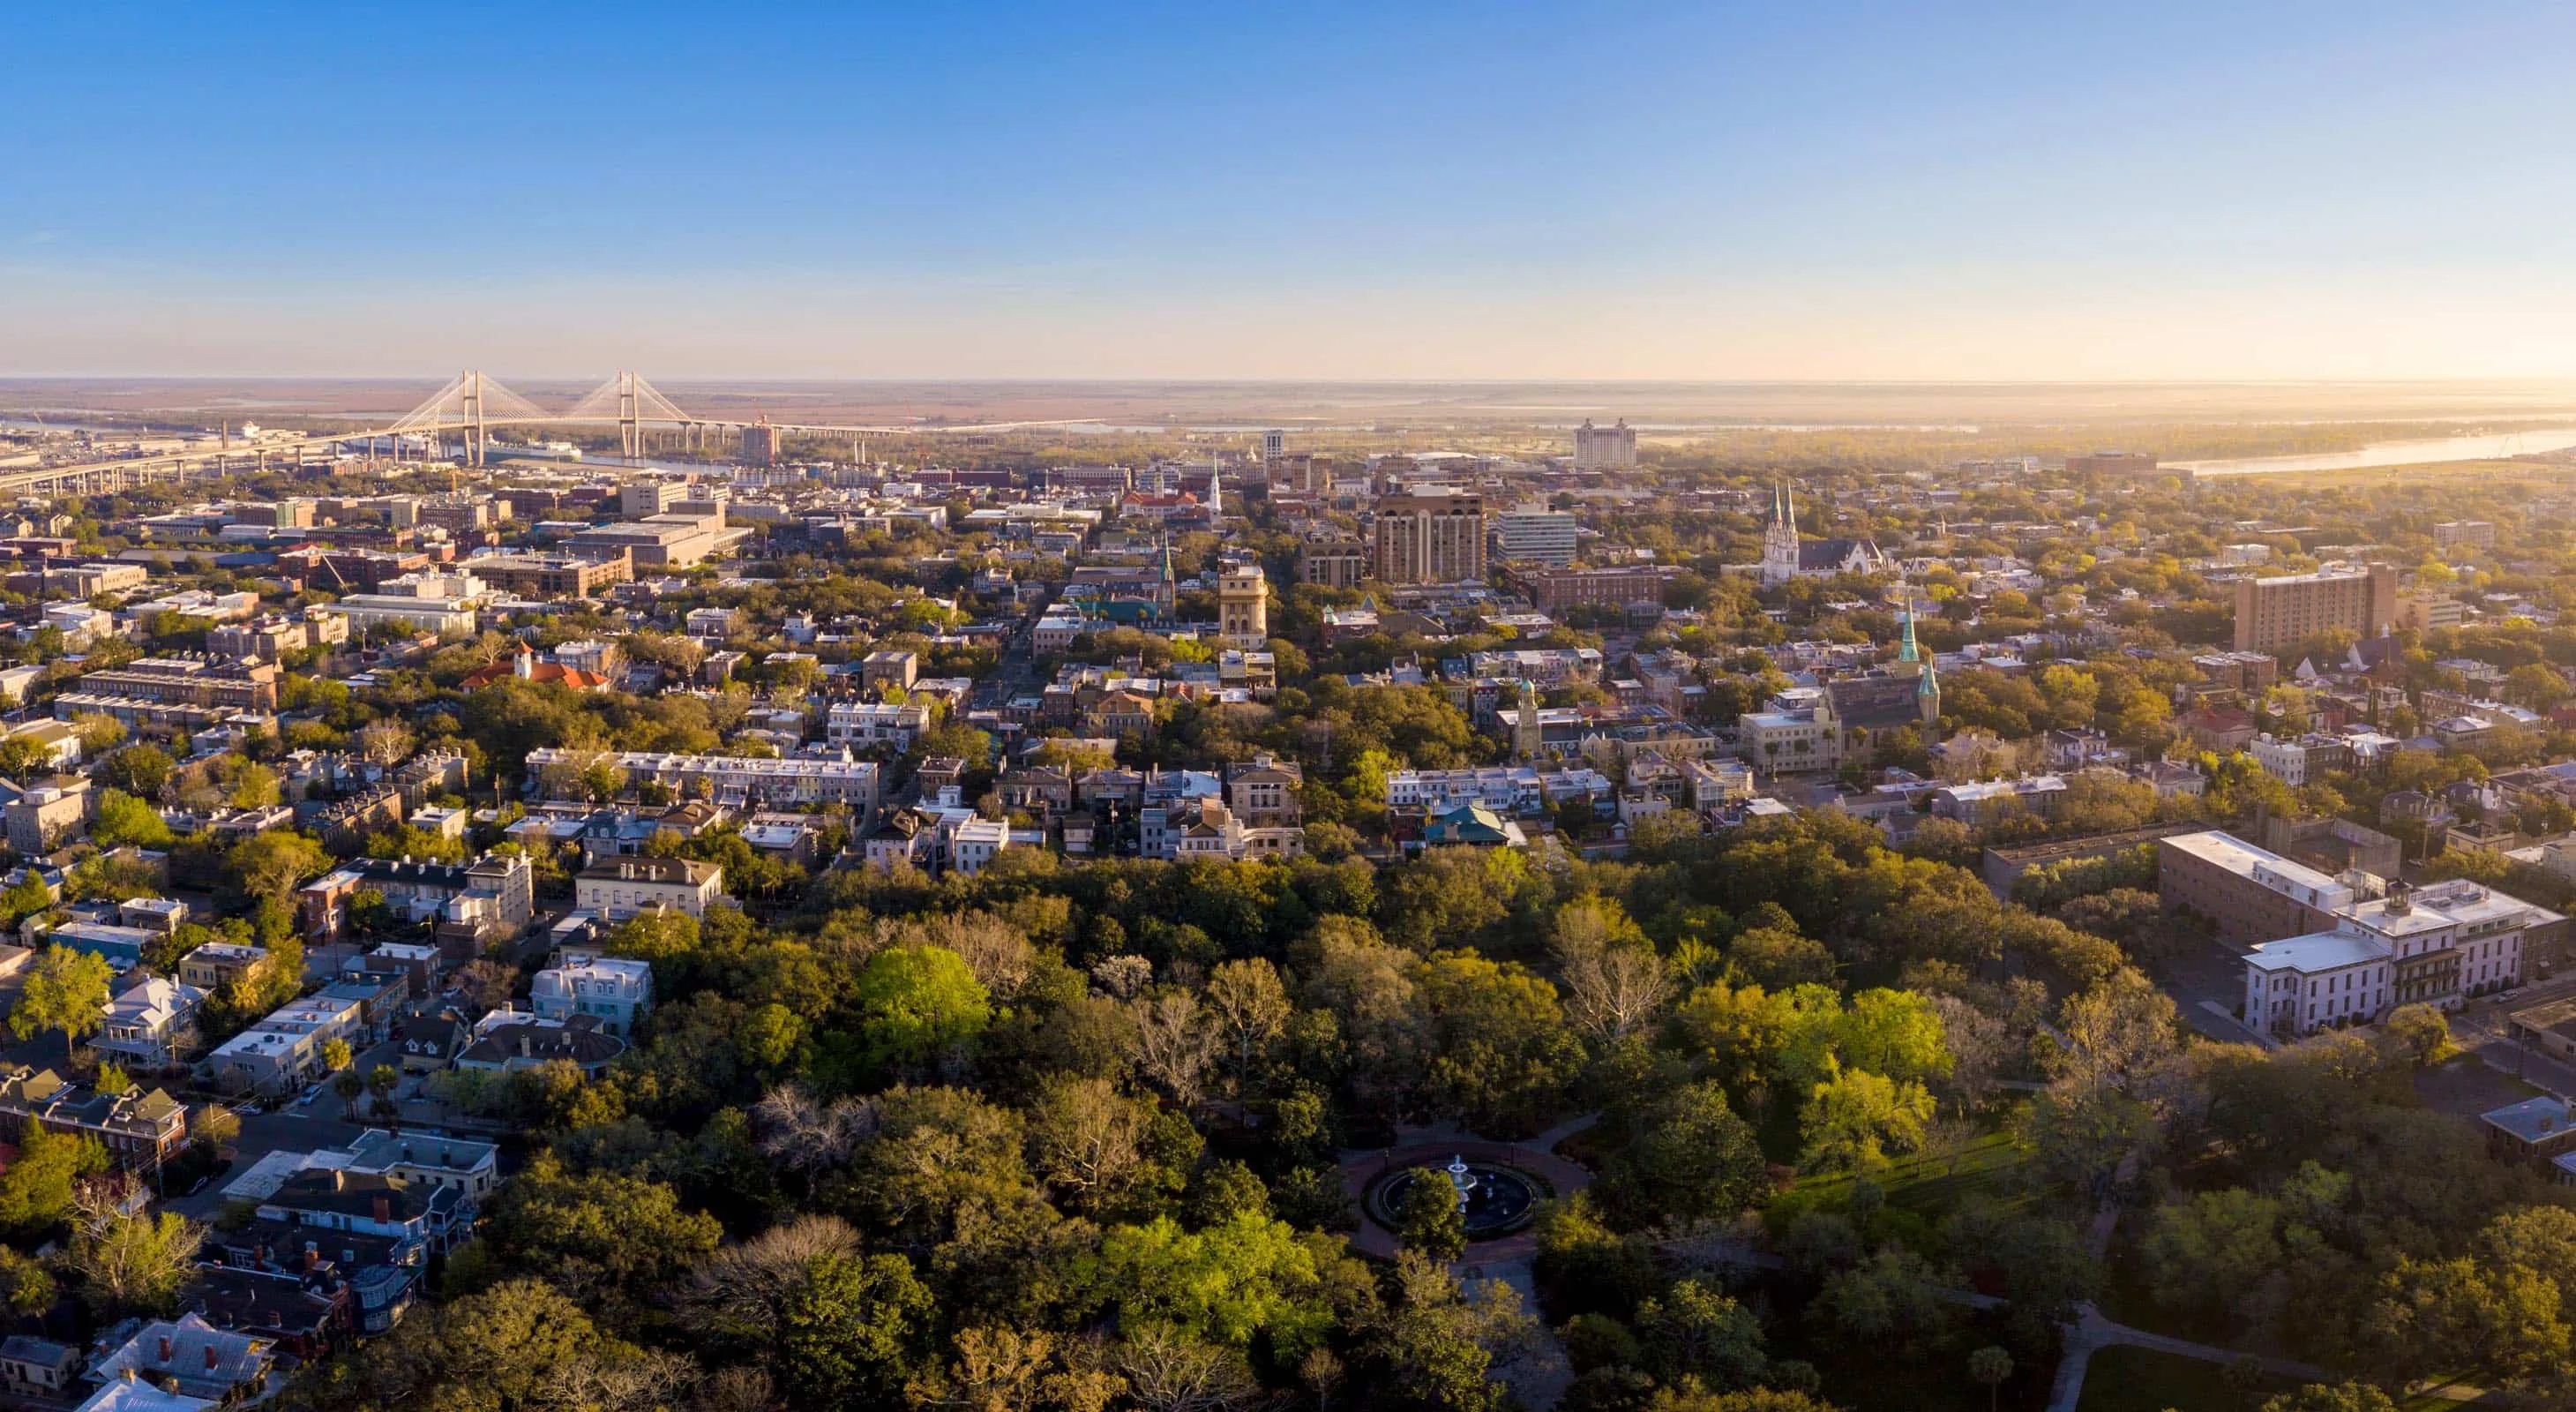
0 371 1097 496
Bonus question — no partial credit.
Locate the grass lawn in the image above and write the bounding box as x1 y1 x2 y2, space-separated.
1792 1116 2040 1222
1805 1344 2007 1412
2074 1346 2303 1412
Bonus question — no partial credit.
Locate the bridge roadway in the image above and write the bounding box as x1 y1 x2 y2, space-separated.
0 413 1105 496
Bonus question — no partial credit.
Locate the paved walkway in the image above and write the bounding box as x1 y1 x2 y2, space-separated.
2044 1304 2330 1412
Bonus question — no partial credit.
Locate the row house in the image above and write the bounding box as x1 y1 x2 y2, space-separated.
525 748 880 814
200 993 368 1096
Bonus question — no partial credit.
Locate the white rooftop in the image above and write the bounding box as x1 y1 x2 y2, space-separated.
2164 830 2353 909
2244 929 2385 973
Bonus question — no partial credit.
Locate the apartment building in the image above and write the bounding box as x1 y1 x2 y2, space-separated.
2250 732 2355 787
1298 539 1370 589
825 702 932 751
2158 830 2360 946
64 654 280 714
1509 565 1677 613
2231 565 2398 652
1373 491 1486 584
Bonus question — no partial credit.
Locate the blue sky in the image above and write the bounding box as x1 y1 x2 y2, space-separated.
11 3 2576 379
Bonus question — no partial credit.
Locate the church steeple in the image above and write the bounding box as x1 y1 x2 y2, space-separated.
1898 591 1921 664
1760 480 1803 588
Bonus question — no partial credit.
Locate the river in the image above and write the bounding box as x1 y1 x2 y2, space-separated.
2170 425 2576 477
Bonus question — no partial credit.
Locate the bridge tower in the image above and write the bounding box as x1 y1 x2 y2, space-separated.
618 371 641 460
461 369 489 468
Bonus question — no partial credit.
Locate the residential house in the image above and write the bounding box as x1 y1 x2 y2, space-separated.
530 955 653 1038
179 943 266 995
0 1336 79 1400
573 857 723 920
257 1168 467 1254
0 1067 188 1170
86 1313 273 1403
93 977 208 1070
454 1012 626 1078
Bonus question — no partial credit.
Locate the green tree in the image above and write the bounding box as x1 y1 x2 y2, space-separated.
2383 1003 2454 1067
11 944 112 1064
0 874 55 929
1800 1059 1936 1173
1967 1346 2013 1412
227 830 332 905
2261 1385 2399 1412
852 945 992 1070
333 1067 365 1121
2139 1188 2286 1322
1726 926 1838 989
1634 1276 1769 1391
1399 1169 1468 1263
0 1247 55 1315
1086 1210 1332 1353
0 1123 108 1235
96 744 174 800
0 737 51 783
89 790 174 850
1602 1080 1768 1227
1363 1252 1514 1412
779 1251 934 1405
68 1206 204 1316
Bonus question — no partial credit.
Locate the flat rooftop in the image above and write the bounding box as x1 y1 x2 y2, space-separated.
2483 1094 2574 1144
2244 929 2384 973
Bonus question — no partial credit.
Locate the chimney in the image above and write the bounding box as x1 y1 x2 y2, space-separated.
371 1194 391 1223
157 1336 170 1363
205 1346 219 1371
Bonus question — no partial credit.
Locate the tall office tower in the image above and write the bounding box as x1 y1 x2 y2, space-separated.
1373 490 1486 584
1217 564 1269 648
2232 565 2399 652
1492 507 1578 566
1572 417 1637 470
742 419 779 468
1262 429 1285 461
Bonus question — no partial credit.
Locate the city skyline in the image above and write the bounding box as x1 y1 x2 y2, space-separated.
12 4 2576 380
